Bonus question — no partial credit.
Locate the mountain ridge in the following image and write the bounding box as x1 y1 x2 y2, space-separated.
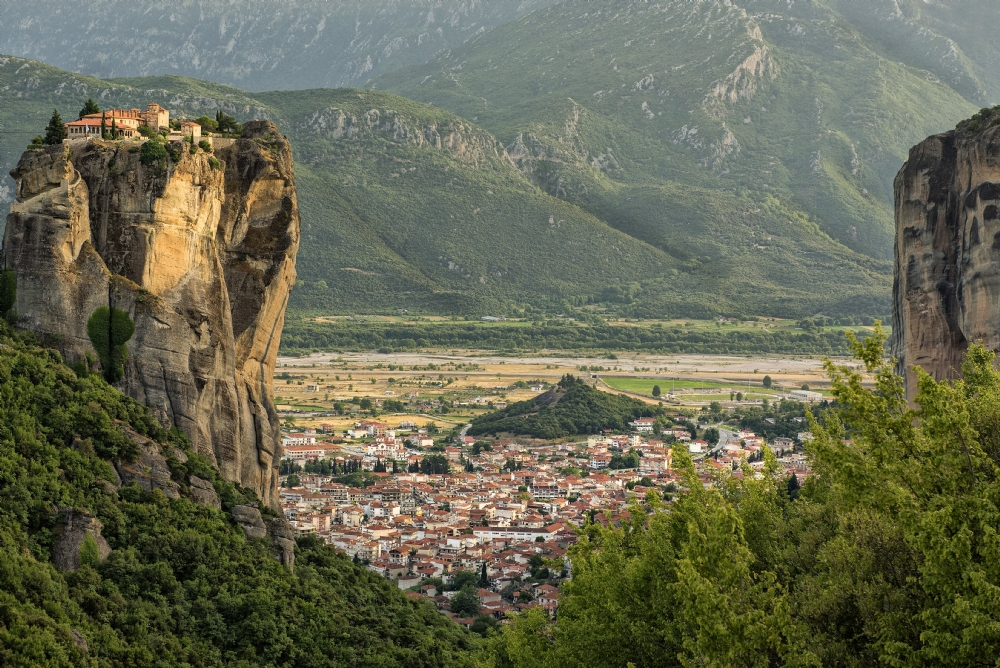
1 54 894 319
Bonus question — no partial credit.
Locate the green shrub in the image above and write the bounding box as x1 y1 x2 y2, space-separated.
195 115 219 132
0 269 15 317
199 139 212 152
139 138 167 166
86 305 135 383
208 156 222 170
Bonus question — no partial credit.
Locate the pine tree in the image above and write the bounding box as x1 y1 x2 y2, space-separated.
78 98 100 118
100 112 107 139
44 109 66 145
110 117 117 140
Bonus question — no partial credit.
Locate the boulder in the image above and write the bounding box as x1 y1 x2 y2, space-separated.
114 427 181 499
188 476 221 509
231 504 267 540
267 517 296 571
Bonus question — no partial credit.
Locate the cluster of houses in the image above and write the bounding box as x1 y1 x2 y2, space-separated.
276 419 812 621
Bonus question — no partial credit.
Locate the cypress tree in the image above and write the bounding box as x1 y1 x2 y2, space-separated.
86 305 135 383
0 269 15 319
44 109 66 145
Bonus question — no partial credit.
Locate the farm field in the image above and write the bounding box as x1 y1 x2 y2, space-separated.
271 348 842 432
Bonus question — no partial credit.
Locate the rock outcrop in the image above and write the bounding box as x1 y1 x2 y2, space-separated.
52 508 111 571
892 108 1000 397
4 121 299 507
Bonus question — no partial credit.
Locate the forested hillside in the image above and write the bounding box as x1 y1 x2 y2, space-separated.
0 325 475 666
468 375 658 439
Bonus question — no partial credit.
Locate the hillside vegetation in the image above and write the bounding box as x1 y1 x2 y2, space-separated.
483 332 1000 666
468 375 658 439
0 325 475 667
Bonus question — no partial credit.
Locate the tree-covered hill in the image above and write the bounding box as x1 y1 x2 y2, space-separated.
467 374 658 439
0 325 476 667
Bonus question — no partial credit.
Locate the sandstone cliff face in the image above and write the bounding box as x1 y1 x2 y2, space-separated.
893 110 1000 397
4 121 299 507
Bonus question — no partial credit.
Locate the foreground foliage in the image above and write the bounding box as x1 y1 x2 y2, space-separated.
0 327 476 667
484 327 1000 666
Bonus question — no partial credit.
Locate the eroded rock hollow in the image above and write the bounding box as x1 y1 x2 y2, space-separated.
4 121 299 507
893 111 1000 398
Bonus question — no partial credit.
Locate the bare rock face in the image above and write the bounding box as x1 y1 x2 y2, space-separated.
4 121 300 507
52 508 111 571
114 425 182 499
893 110 1000 397
188 476 221 510
231 504 268 539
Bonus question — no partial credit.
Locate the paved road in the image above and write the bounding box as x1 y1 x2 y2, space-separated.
691 426 734 461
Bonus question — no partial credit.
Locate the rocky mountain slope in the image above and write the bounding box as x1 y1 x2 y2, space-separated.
376 0 984 267
0 0 558 91
0 56 892 318
891 105 1000 397
0 1 997 319
4 121 299 507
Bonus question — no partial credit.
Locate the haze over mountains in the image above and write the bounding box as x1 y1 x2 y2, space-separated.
2 0 998 318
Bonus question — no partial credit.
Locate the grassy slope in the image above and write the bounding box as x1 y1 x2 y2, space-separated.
0 327 476 666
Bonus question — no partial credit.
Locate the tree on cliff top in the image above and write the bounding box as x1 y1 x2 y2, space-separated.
44 109 66 145
78 98 100 118
215 110 241 135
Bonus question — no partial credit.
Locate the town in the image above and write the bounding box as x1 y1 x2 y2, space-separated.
276 386 814 631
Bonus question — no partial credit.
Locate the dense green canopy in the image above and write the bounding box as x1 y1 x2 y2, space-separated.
0 326 476 667
484 327 1000 666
